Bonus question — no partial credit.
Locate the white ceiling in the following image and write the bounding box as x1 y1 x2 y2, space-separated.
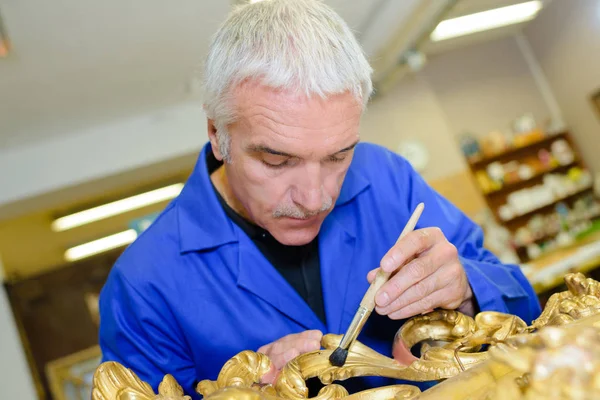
0 0 227 149
0 0 425 151
0 0 547 151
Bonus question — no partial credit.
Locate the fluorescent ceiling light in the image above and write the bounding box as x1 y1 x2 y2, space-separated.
64 229 138 262
52 183 183 232
430 1 543 42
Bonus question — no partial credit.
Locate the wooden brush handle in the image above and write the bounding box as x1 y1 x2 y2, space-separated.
361 203 424 311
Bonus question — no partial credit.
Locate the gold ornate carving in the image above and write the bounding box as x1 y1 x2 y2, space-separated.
393 310 527 378
91 361 191 400
418 314 600 399
92 273 600 400
489 324 600 399
197 351 274 397
198 384 420 400
529 272 600 330
274 335 402 399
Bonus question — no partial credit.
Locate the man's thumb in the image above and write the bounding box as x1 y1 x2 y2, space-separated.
260 363 279 385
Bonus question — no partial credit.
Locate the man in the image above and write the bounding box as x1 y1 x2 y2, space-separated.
99 0 541 398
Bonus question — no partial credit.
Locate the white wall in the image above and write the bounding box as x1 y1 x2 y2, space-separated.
421 36 552 137
0 101 208 216
524 0 600 173
0 258 37 400
361 73 466 181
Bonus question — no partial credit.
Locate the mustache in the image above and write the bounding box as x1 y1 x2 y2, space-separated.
273 195 333 219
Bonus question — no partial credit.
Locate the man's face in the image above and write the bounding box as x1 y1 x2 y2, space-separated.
209 81 362 246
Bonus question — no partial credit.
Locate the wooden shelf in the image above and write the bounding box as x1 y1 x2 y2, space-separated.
463 129 592 264
468 131 567 169
522 230 600 294
515 212 600 250
483 162 577 197
501 186 594 226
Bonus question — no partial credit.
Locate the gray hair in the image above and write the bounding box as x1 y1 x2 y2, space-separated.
202 0 373 161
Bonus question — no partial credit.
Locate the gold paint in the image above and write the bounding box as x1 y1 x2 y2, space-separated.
92 273 600 400
91 361 192 400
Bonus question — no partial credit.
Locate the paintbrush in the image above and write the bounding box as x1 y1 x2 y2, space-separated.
329 202 425 367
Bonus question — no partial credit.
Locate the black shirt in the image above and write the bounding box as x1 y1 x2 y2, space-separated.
206 151 327 324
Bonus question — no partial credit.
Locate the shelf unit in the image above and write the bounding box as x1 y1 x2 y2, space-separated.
469 132 570 168
484 161 577 197
465 131 598 263
503 186 594 226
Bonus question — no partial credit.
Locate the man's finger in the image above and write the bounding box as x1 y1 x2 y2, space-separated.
298 339 321 353
269 339 284 355
376 252 437 308
265 330 322 357
285 330 321 342
260 364 279 385
369 258 416 284
281 348 300 365
273 337 320 359
387 291 446 320
367 268 378 283
303 330 323 341
271 331 305 353
376 272 441 315
269 355 287 374
258 343 272 354
379 228 441 273
268 348 296 371
285 340 318 357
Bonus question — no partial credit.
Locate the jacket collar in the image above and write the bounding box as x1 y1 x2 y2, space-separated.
177 142 370 253
177 143 238 253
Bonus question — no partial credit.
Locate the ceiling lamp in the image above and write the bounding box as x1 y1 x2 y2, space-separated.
430 1 543 42
64 229 138 262
51 183 183 232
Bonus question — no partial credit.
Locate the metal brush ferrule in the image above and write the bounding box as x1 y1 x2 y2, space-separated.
338 306 371 350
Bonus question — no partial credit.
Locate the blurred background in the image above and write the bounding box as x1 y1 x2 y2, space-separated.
0 0 599 398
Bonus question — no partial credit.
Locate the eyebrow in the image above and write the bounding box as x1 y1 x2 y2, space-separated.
248 140 359 158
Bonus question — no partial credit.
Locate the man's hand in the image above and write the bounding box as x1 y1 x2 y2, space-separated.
257 330 322 384
368 227 475 320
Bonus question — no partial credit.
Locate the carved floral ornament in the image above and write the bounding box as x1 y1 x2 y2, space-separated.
92 273 600 400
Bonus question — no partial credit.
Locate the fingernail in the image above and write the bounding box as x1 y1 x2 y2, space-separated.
376 291 390 307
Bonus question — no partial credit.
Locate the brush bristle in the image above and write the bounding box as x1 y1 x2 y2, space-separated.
329 347 349 367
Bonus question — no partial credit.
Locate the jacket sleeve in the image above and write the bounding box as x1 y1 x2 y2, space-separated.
396 155 542 324
98 265 201 400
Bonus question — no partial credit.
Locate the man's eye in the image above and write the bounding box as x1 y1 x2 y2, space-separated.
328 155 347 163
261 159 290 168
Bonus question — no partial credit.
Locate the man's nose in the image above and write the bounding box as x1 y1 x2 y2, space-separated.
295 188 324 213
292 164 325 212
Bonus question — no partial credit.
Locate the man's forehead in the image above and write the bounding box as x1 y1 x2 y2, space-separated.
234 81 362 122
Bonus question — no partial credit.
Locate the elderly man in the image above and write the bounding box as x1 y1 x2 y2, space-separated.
99 0 541 398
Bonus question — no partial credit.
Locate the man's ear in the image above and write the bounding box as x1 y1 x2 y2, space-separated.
207 119 224 161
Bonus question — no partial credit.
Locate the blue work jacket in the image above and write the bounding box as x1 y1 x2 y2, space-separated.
99 142 541 398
